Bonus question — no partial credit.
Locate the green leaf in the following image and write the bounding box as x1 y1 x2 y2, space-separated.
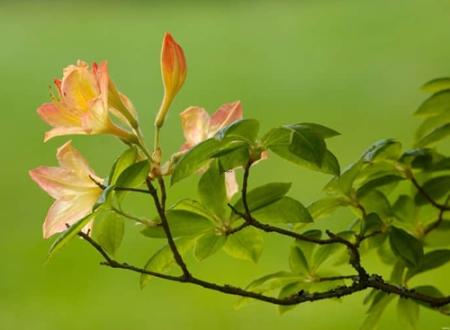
325 161 363 196
263 127 340 175
392 195 416 224
361 139 402 162
308 196 351 220
287 126 327 166
198 160 227 220
215 119 259 143
236 272 302 309
194 231 227 261
252 196 312 224
278 281 308 314
217 145 250 171
109 147 138 184
415 123 450 147
171 138 222 184
223 227 264 262
424 220 450 247
389 227 423 268
231 182 291 220
356 174 404 198
311 244 340 271
406 249 450 280
141 210 214 238
414 175 450 205
415 90 450 117
115 160 149 189
170 199 216 221
358 190 392 219
289 246 309 274
140 237 195 287
422 77 450 93
360 292 395 330
286 122 340 139
294 229 322 261
361 213 383 236
397 298 419 329
93 210 125 256
414 111 450 143
48 213 94 259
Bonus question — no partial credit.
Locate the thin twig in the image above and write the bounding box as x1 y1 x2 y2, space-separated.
146 178 191 279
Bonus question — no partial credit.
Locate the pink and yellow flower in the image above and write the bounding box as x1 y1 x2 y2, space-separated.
37 60 137 142
155 33 187 128
179 101 243 199
29 141 103 239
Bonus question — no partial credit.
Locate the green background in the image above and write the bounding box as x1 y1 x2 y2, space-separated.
1 0 450 329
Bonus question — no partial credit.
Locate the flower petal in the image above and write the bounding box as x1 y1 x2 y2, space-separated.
37 102 81 127
61 60 99 111
43 127 87 142
209 101 243 135
179 106 210 150
42 193 99 238
56 141 99 183
225 170 239 201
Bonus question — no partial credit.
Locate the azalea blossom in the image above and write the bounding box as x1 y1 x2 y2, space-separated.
29 141 103 239
179 101 243 199
155 33 187 128
37 60 137 142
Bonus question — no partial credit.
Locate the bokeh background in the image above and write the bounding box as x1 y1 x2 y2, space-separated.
2 0 450 329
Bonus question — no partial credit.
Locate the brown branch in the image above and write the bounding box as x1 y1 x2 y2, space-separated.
77 231 450 308
410 176 450 211
146 177 191 279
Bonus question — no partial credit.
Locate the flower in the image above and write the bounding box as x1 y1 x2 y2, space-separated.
29 141 103 239
180 101 243 150
155 33 187 128
37 60 137 142
179 101 243 199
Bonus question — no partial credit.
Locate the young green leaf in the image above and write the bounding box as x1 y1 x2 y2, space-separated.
406 249 450 280
286 122 340 139
397 298 420 329
325 161 363 196
215 119 260 143
194 231 227 261
415 90 450 117
115 160 149 189
198 160 227 220
93 210 125 256
287 127 327 166
392 195 416 224
140 237 195 287
231 182 291 219
48 213 94 259
171 138 222 184
424 220 450 247
289 246 309 274
109 147 138 184
358 190 392 220
251 196 313 224
421 77 450 93
360 292 395 330
307 196 351 220
223 227 264 263
361 139 402 162
415 123 450 147
389 227 423 268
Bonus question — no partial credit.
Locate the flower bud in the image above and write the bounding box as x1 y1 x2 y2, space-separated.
155 33 187 128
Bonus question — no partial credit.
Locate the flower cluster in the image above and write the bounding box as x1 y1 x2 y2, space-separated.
30 33 246 238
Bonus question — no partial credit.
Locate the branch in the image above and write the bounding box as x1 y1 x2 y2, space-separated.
146 177 191 279
77 231 450 308
410 176 450 211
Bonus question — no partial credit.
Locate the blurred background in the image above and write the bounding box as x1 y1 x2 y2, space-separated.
1 0 450 329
